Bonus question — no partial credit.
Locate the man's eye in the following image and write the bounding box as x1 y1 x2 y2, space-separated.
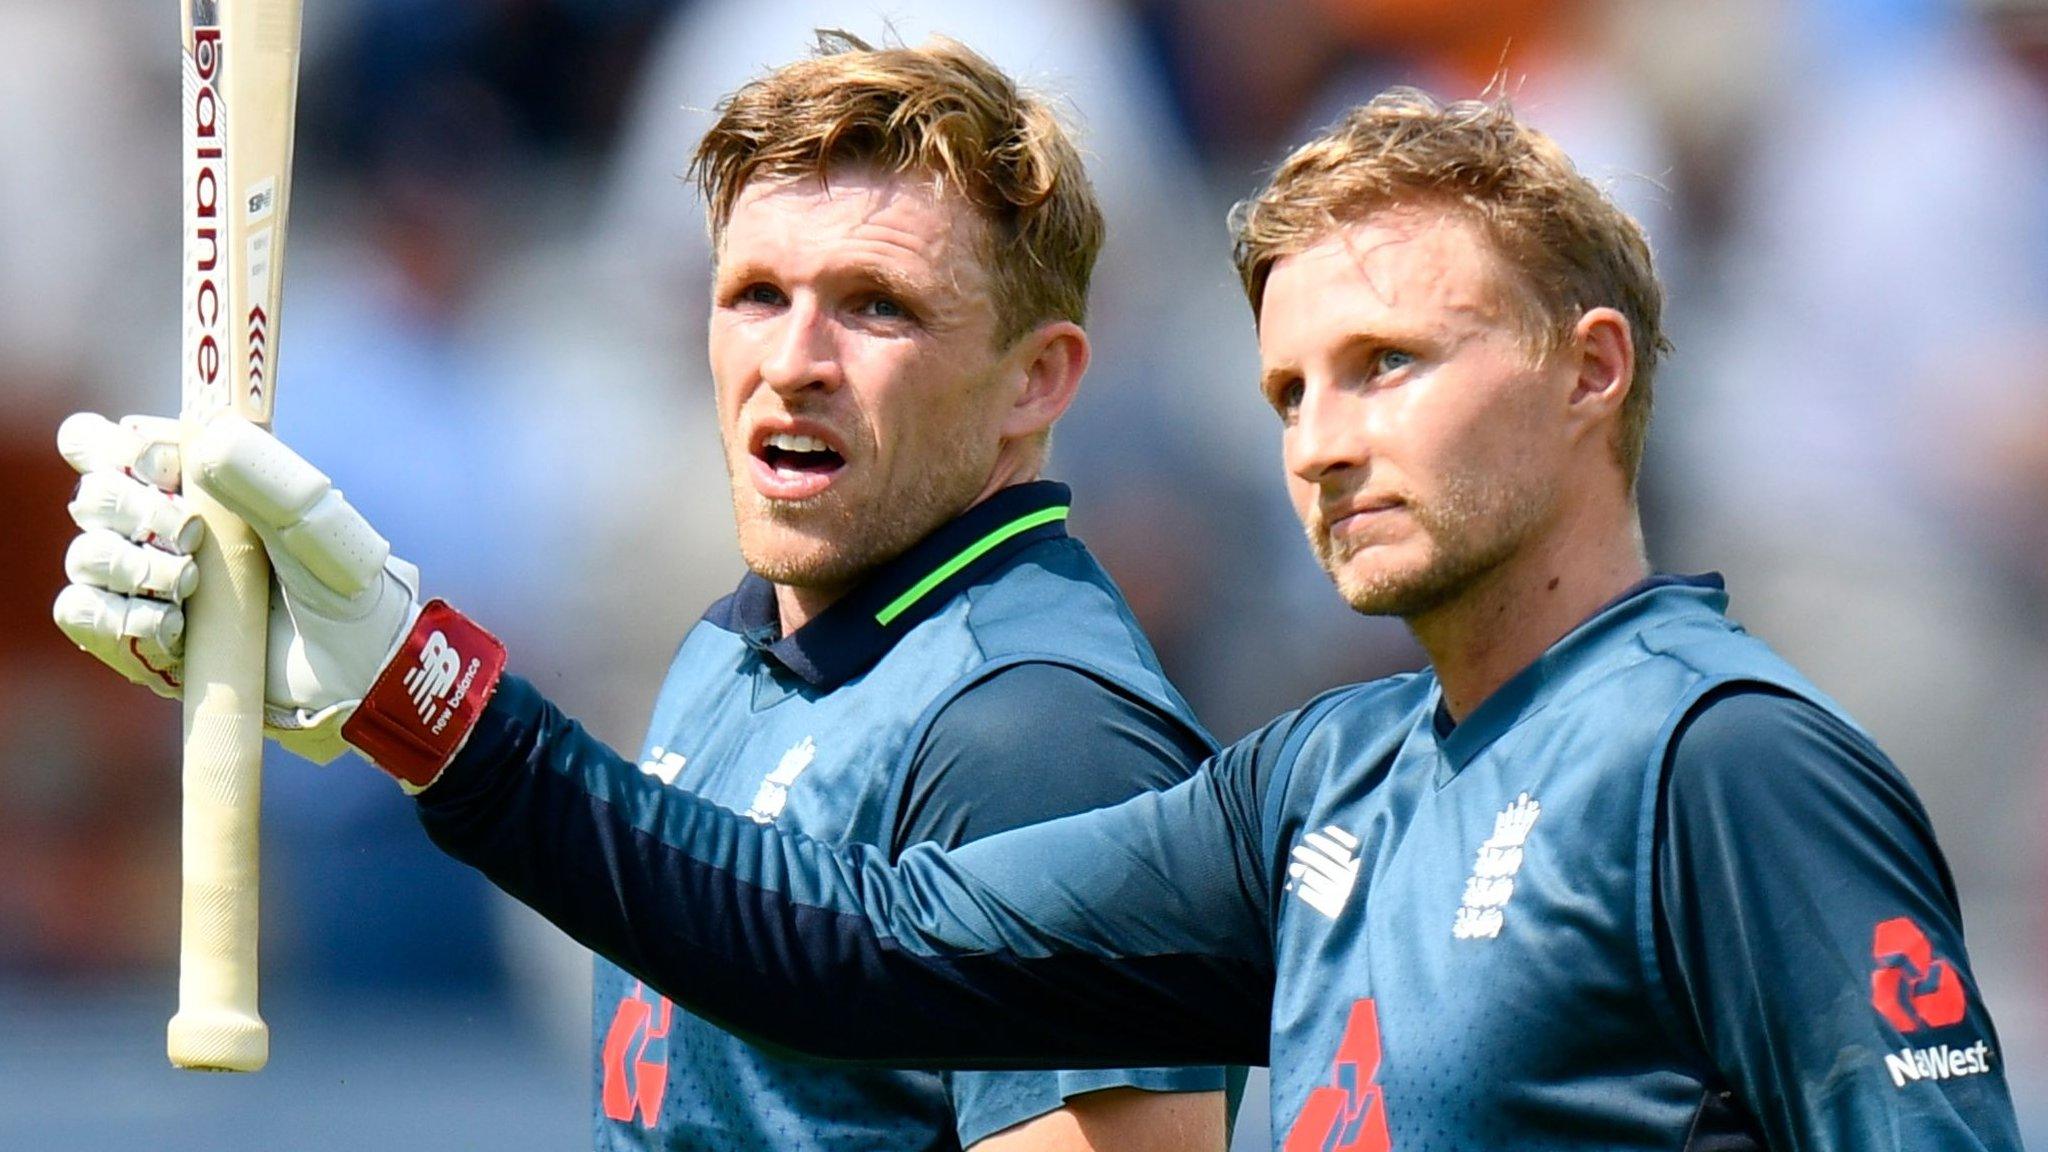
734 283 784 307
1270 379 1305 419
860 297 908 320
1373 349 1416 375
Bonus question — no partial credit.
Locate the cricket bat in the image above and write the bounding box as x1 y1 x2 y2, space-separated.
169 0 302 1073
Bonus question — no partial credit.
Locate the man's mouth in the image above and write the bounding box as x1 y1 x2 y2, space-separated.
1324 496 1404 540
750 429 847 500
760 432 844 474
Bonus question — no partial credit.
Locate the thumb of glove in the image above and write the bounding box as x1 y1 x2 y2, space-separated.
186 413 392 615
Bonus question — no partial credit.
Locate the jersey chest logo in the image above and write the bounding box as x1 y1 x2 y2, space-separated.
600 982 672 1127
1283 997 1392 1152
1286 825 1362 920
1451 792 1540 940
746 736 817 823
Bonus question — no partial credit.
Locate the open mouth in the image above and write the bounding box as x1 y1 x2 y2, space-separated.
749 428 848 500
759 432 845 475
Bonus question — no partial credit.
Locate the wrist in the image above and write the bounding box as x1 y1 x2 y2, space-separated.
340 599 506 789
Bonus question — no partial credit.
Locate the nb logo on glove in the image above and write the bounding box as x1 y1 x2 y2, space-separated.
344 600 505 788
56 411 503 789
405 631 463 723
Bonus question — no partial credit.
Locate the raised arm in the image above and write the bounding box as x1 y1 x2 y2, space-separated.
52 411 1276 1071
418 673 1282 1070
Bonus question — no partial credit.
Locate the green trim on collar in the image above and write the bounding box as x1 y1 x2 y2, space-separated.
875 505 1071 627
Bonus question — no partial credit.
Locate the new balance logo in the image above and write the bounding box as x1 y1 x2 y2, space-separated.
639 747 687 786
401 629 481 736
1287 825 1361 920
405 631 461 720
1453 792 1540 940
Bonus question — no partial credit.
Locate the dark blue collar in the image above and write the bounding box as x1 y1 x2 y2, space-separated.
1432 572 1728 763
703 481 1075 689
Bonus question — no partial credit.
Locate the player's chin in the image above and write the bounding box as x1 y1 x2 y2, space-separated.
1324 546 1450 618
736 516 873 589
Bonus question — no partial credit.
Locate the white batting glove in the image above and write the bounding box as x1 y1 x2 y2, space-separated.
54 412 506 788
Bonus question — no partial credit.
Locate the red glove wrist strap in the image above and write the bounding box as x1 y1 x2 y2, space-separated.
341 599 506 788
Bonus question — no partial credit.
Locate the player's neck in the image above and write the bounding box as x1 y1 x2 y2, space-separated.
1410 494 1648 723
773 581 849 635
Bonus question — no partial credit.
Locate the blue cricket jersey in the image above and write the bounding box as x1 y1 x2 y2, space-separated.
422 576 2023 1149
575 481 1228 1150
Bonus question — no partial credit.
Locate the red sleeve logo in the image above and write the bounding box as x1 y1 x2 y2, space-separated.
1282 997 1393 1152
1870 916 1967 1032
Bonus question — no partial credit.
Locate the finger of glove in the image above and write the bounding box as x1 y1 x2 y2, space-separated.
69 470 204 554
188 413 391 598
57 412 181 491
52 583 185 698
54 581 186 656
65 528 198 601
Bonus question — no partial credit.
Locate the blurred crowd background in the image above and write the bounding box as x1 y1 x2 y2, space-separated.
5 0 2047 1146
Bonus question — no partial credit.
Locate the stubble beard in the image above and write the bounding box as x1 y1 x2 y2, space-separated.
726 428 997 594
1310 470 1553 620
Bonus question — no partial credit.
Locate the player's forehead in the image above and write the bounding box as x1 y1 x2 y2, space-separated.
717 168 992 291
1258 208 1516 361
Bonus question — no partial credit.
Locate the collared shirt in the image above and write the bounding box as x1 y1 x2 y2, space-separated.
427 573 2022 1150
436 481 1229 1151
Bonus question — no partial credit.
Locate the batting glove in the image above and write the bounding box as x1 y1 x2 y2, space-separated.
53 412 505 789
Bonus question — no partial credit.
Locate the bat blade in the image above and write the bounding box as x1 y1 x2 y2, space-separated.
168 0 301 1074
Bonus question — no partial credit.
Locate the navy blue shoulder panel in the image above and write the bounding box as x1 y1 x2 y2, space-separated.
891 660 1213 857
1651 684 2019 1149
422 675 1270 1069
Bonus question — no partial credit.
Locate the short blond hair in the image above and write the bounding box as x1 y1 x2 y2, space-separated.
1231 89 1670 482
690 31 1104 346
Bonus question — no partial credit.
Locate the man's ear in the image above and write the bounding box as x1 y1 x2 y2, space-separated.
1564 307 1634 437
1000 321 1090 440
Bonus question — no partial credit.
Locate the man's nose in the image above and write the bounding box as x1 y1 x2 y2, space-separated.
760 299 840 395
1288 379 1368 486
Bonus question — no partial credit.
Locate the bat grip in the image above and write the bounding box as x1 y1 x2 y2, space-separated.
168 486 270 1072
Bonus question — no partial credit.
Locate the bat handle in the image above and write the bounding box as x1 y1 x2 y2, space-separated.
168 487 270 1072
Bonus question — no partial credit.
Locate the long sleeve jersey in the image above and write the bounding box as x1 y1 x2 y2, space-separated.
418 575 2023 1150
